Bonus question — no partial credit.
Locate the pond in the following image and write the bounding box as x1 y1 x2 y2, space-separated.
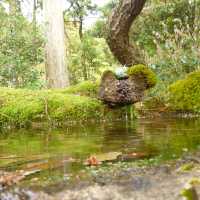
0 118 200 190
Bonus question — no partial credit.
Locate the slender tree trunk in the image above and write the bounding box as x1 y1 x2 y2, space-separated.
8 0 21 87
44 0 70 88
79 17 83 40
32 0 37 62
106 0 147 66
33 0 37 28
82 55 88 81
78 17 88 80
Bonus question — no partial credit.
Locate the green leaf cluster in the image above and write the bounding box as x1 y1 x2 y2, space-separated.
0 7 44 88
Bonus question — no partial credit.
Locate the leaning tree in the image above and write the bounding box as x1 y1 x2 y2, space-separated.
106 0 146 66
99 0 157 107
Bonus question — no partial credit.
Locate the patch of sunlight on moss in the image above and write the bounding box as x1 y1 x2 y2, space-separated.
169 71 200 112
127 64 157 88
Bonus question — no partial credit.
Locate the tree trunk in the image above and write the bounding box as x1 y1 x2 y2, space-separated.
32 0 37 62
106 0 147 66
44 0 70 88
79 17 88 80
79 17 83 40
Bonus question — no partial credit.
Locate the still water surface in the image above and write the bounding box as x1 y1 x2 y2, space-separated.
0 118 200 187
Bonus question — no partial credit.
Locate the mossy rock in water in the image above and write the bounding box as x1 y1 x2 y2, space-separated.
99 65 156 107
169 71 200 112
127 64 157 88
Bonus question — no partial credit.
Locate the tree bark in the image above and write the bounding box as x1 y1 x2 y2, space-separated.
106 0 147 66
79 16 83 40
44 0 70 88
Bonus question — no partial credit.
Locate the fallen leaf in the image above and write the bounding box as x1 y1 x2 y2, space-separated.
84 152 122 166
85 156 100 166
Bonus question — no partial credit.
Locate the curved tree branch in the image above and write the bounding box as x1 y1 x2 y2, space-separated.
106 0 147 66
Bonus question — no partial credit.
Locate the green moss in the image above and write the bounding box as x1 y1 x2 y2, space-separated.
180 184 198 200
63 81 99 97
127 64 157 88
0 83 137 128
0 87 104 127
179 163 195 172
169 71 200 112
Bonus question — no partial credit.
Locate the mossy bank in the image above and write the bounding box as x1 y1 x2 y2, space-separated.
0 81 136 128
169 71 200 113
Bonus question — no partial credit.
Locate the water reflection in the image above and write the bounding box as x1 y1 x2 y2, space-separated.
0 118 200 187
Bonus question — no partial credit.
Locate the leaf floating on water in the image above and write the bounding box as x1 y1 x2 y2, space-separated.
85 156 100 166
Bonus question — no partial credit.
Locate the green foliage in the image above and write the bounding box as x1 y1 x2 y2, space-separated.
89 0 200 106
127 64 157 88
0 7 44 88
67 28 116 83
66 0 97 22
133 0 200 55
88 0 118 38
169 71 200 112
131 0 200 104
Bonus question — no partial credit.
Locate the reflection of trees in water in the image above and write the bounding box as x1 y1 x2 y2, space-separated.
137 118 200 159
101 121 149 154
100 118 200 157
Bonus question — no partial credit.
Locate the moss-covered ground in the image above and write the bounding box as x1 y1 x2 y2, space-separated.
0 86 102 127
0 81 136 128
4 67 200 127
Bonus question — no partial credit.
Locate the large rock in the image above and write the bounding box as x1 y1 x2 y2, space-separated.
99 65 156 107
